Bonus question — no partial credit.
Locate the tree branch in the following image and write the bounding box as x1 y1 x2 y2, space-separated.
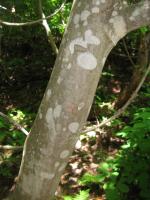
121 0 150 33
0 0 66 27
83 62 150 134
122 38 136 67
0 112 29 136
37 0 58 55
0 5 8 11
0 145 23 151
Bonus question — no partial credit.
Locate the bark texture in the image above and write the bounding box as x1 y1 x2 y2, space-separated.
5 0 150 200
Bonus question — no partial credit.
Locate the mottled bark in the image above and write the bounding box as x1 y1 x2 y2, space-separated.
4 0 150 200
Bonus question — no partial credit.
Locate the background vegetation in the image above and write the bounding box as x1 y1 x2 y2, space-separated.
0 0 150 199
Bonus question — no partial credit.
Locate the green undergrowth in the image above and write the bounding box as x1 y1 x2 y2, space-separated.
76 107 150 200
63 190 89 200
0 109 35 178
0 108 35 146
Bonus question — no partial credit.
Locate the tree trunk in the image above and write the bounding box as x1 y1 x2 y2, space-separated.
4 0 150 199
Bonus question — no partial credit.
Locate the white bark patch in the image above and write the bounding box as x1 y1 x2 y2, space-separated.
54 162 60 168
70 31 100 54
45 108 57 136
58 163 66 172
78 2 81 7
93 0 105 5
110 16 127 43
63 57 69 62
92 0 100 5
68 122 79 133
57 76 63 84
123 1 127 5
78 102 85 110
112 11 118 16
73 14 80 25
129 8 140 21
81 10 90 21
83 21 88 26
109 18 114 24
39 113 42 119
75 84 79 90
53 105 62 118
67 63 72 69
40 148 48 156
60 150 70 159
92 7 100 13
96 1 100 5
85 29 100 45
85 4 90 9
70 37 87 54
46 108 53 124
41 172 55 180
77 52 97 70
46 89 51 101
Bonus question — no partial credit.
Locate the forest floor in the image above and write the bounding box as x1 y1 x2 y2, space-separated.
57 131 122 200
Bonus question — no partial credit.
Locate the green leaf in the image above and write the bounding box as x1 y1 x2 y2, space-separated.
105 188 120 200
99 162 110 173
74 190 89 200
64 196 73 200
79 173 103 185
64 190 89 200
121 143 130 149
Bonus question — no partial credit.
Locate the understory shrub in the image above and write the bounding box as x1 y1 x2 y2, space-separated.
80 107 150 200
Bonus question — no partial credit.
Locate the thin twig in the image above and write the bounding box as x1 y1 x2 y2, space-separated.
123 38 136 67
0 145 23 150
82 63 150 134
38 0 58 55
0 0 67 27
0 112 29 136
0 5 8 11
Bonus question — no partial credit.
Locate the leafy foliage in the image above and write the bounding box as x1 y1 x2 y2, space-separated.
80 108 150 200
0 109 34 145
0 109 34 180
64 190 89 200
0 0 150 199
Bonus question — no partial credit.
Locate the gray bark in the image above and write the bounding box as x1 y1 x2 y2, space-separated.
5 0 150 199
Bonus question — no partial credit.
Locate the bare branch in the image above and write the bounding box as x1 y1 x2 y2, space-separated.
0 112 29 136
0 5 8 10
123 38 136 67
83 62 150 134
0 145 23 151
0 0 66 27
37 0 58 55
